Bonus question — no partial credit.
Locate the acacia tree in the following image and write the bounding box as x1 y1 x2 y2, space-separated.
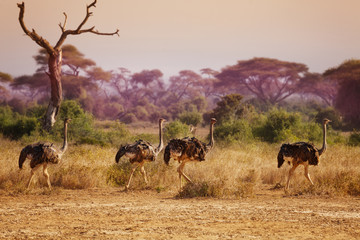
131 69 165 105
297 72 338 106
210 94 244 124
198 68 219 98
11 73 49 102
167 70 202 102
324 59 360 127
17 1 118 130
0 72 13 100
216 58 309 104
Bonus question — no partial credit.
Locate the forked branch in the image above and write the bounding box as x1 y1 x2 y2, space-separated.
17 2 54 54
59 12 68 33
55 0 119 49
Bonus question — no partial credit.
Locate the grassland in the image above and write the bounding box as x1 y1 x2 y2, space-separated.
1 124 359 197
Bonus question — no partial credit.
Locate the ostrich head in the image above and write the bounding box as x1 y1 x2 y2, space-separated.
156 118 166 154
323 118 331 125
64 118 72 124
318 118 331 156
58 118 71 158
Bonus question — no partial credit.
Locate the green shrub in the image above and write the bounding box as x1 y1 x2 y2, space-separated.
58 100 86 120
164 120 189 140
315 107 343 130
49 100 130 146
0 106 14 132
348 131 360 146
179 111 202 126
214 119 253 143
0 106 39 140
301 121 322 142
254 109 301 143
212 94 244 124
3 116 39 140
26 105 47 119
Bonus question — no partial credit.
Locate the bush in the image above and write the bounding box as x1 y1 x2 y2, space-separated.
3 116 39 140
0 106 14 132
348 131 360 146
50 100 94 142
301 121 322 143
121 113 137 124
106 162 132 187
58 100 86 120
0 106 40 140
211 94 244 124
50 100 130 146
177 182 211 198
164 120 190 140
214 119 253 143
254 108 301 143
7 98 26 114
26 105 47 119
315 107 343 130
179 111 202 126
177 181 226 198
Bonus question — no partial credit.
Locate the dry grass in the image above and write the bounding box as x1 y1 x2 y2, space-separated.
1 135 359 197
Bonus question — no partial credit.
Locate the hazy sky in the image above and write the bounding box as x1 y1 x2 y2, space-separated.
1 0 360 79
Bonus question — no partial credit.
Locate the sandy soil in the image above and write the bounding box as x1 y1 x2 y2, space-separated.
0 186 359 240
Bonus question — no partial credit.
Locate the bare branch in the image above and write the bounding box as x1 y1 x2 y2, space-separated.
88 0 97 8
54 0 119 49
17 2 54 54
59 12 68 33
83 28 120 36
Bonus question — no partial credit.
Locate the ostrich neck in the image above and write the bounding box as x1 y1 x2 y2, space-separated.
59 122 68 156
155 121 164 155
318 123 327 155
207 123 215 151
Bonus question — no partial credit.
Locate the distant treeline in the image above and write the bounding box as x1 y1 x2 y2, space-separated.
1 44 359 129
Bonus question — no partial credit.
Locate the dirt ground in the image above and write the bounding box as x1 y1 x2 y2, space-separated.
0 186 359 240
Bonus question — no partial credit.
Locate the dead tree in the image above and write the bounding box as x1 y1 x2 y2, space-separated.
17 1 119 130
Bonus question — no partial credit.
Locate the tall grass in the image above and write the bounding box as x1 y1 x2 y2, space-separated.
1 135 359 197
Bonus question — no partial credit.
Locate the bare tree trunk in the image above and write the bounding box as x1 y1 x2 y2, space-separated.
17 1 119 130
44 51 63 130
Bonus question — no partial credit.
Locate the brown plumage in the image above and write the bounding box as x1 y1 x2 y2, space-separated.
164 118 216 191
277 118 331 192
19 118 71 190
115 118 165 190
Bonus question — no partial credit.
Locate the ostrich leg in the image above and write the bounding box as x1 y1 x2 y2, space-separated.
285 164 298 192
27 165 41 189
139 163 148 185
177 160 193 191
304 164 314 185
42 163 52 190
126 163 140 190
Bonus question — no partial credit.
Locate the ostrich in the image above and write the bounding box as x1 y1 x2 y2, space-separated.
189 124 197 136
277 118 331 192
164 118 216 191
19 118 71 190
115 118 166 190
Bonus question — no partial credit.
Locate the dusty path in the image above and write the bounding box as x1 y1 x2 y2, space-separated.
0 187 359 239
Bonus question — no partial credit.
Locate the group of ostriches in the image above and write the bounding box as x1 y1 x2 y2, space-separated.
18 117 331 193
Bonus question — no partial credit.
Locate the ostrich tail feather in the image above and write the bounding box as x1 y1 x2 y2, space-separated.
115 146 126 163
164 145 171 165
277 145 285 168
18 147 29 169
